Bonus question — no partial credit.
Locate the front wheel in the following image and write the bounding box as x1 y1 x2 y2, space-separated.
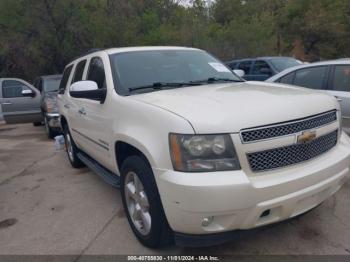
63 125 84 168
120 156 173 248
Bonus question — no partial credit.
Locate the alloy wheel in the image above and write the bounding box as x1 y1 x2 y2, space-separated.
65 133 74 162
124 171 151 236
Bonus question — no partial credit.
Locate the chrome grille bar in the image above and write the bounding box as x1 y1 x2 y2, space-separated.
241 110 337 143
247 130 338 172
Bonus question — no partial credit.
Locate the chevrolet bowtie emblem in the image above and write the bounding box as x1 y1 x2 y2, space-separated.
297 131 317 144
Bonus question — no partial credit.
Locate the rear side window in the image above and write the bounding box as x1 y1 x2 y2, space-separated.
58 65 73 94
87 57 106 89
238 61 252 75
252 60 272 75
332 65 350 92
294 66 327 90
2 80 31 98
72 60 87 83
279 72 295 84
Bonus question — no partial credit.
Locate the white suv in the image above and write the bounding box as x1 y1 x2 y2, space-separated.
58 47 350 248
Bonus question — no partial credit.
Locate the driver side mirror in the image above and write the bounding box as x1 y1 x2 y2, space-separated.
22 89 35 97
70 80 106 103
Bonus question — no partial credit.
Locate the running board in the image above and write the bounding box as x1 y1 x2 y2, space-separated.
77 152 120 188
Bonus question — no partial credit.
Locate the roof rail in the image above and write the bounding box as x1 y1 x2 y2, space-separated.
82 48 103 56
71 48 103 61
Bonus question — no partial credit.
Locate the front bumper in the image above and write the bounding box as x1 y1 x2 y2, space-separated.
45 113 60 130
154 132 350 240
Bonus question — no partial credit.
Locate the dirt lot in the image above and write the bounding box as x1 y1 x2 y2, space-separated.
0 122 350 255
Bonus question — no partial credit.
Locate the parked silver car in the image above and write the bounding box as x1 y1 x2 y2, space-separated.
0 78 42 125
267 59 350 133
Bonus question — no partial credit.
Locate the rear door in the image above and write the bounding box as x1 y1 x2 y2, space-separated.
0 79 42 124
75 56 111 168
326 64 350 132
66 59 88 148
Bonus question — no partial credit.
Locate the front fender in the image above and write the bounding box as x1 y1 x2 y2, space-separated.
110 96 195 173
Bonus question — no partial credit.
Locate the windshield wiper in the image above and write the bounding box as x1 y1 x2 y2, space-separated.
128 82 202 92
190 77 243 84
127 78 241 93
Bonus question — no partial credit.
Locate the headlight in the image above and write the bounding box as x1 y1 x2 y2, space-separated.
169 134 241 172
46 98 58 113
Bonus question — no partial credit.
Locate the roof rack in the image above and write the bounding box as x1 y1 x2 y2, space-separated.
82 48 103 56
71 48 104 62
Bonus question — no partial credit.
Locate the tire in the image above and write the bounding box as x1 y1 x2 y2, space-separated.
120 156 173 248
44 117 58 139
33 122 42 126
63 125 84 168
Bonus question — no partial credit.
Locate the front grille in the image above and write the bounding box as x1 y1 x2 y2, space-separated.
241 110 337 143
247 130 338 172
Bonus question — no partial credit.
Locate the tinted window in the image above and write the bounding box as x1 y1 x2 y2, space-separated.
2 80 31 98
58 65 73 94
332 65 350 92
279 72 295 84
294 66 327 90
238 61 252 74
87 57 106 89
72 60 87 83
252 61 272 75
110 50 240 95
44 77 62 92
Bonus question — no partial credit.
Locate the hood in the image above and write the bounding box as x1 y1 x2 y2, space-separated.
130 81 338 133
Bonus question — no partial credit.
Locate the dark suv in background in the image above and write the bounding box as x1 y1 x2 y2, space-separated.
226 56 302 81
33 74 62 138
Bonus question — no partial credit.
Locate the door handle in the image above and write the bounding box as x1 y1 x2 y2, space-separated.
335 96 343 102
1 102 12 105
78 108 86 115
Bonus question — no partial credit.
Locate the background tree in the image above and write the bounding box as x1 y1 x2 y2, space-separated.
0 0 349 81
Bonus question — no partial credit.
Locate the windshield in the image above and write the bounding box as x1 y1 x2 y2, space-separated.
44 77 62 92
109 50 241 95
269 57 302 72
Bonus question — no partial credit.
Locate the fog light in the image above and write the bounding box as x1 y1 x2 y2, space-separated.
201 216 214 227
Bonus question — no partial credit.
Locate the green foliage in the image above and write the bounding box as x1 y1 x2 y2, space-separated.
0 0 349 81
281 0 350 60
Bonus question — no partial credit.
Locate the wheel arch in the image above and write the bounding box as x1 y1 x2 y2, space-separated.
60 115 68 131
115 140 155 174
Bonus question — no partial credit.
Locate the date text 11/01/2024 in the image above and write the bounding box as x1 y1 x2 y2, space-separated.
127 256 220 261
